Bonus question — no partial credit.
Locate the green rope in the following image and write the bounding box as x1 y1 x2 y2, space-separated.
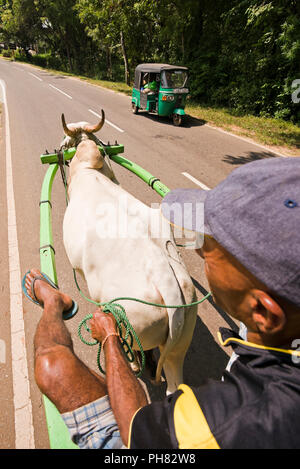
73 269 211 312
74 268 211 377
78 302 145 377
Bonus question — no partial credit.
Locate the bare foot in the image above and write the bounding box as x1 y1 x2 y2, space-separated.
25 269 73 312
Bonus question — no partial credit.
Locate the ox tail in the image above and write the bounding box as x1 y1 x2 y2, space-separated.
154 307 184 384
153 241 197 393
154 293 197 391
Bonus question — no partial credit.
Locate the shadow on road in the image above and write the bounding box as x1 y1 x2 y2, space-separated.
135 111 206 129
185 115 207 128
183 315 230 387
141 277 236 403
223 150 277 165
142 314 230 402
192 277 239 333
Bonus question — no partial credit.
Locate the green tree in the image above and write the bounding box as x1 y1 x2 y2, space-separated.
0 0 298 122
0 0 41 51
35 0 93 73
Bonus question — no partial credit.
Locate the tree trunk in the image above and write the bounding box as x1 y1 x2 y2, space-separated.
64 37 73 72
106 47 113 80
120 31 130 85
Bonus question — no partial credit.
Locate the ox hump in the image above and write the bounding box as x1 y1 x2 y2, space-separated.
76 140 104 169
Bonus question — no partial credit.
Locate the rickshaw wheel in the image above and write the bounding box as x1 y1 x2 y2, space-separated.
132 102 139 114
173 113 182 126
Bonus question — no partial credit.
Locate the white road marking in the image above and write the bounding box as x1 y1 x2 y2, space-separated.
49 84 72 100
89 108 124 133
0 80 35 448
28 72 43 82
182 172 211 191
0 339 5 364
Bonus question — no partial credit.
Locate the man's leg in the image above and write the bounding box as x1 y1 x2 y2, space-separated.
25 269 107 414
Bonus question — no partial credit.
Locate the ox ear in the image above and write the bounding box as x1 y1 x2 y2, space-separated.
61 114 75 137
83 109 105 134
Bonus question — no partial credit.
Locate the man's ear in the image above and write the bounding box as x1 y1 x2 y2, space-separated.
250 290 286 335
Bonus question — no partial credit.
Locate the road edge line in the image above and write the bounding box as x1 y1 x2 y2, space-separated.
0 79 35 449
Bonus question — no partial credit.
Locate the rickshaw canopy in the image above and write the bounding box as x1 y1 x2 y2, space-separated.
134 64 188 89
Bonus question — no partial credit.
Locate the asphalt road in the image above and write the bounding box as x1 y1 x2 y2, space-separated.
0 58 283 449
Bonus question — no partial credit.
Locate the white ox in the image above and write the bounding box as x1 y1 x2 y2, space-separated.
61 110 197 394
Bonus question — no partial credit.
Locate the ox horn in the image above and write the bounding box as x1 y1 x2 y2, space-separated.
83 109 105 134
61 113 76 137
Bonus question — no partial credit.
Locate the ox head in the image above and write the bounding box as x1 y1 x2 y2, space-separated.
60 110 105 149
61 110 117 182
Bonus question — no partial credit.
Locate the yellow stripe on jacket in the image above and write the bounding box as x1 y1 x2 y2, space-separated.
174 384 220 449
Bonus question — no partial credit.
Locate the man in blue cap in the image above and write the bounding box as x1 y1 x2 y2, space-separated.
24 157 300 449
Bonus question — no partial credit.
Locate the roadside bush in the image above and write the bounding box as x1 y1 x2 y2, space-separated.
30 53 47 67
30 53 63 70
14 50 27 62
2 49 12 58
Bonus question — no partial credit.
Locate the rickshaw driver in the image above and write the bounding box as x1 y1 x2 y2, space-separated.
141 73 158 94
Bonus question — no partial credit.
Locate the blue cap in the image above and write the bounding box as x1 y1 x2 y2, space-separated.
161 157 300 307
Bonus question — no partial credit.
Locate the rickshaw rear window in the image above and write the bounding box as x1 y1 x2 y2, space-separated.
161 70 188 89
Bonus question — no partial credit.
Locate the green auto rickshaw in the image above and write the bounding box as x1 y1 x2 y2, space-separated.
131 63 189 126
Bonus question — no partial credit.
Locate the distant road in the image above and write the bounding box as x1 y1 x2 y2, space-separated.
0 58 282 449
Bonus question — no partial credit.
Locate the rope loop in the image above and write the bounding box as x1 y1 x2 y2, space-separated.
78 301 145 377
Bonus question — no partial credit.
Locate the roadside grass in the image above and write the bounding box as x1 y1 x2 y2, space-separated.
3 56 299 155
77 75 133 96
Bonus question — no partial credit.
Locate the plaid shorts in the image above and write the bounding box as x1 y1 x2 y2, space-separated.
61 395 126 449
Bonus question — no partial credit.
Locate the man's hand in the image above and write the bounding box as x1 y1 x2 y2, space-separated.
90 308 118 343
90 307 148 447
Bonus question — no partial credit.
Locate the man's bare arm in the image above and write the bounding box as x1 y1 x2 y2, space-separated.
90 310 148 447
103 336 148 446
